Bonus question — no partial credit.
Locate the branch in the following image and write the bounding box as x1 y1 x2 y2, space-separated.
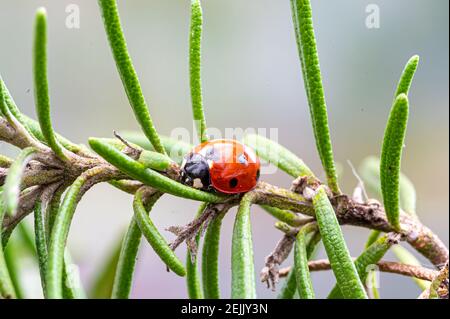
2 114 448 270
2 186 44 246
279 259 439 282
254 183 448 268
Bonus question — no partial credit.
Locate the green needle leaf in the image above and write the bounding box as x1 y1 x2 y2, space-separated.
231 193 256 299
3 147 38 216
242 134 315 179
111 220 140 299
189 0 208 143
186 203 207 299
278 267 297 299
89 138 225 203
278 230 320 299
88 137 174 171
360 156 426 291
62 252 86 299
46 171 93 299
0 195 17 299
133 189 186 277
97 0 166 155
261 205 310 227
380 94 409 230
365 230 382 249
1 77 82 153
328 234 396 299
362 56 419 234
294 223 317 299
89 235 121 299
121 131 193 165
313 186 367 299
138 150 174 171
0 79 15 123
33 8 68 161
3 235 25 298
360 156 417 217
40 188 85 301
201 210 226 299
395 55 420 97
111 192 161 298
290 0 340 194
34 200 49 298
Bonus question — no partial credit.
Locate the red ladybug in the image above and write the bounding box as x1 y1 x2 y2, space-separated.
180 139 260 194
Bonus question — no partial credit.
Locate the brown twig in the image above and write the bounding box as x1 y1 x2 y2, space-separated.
260 234 296 291
279 259 439 282
166 202 234 255
1 185 44 246
256 185 448 269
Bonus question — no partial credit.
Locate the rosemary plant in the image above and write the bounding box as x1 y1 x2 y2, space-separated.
0 0 448 300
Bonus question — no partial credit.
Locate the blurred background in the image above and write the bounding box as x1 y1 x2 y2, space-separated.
0 0 448 298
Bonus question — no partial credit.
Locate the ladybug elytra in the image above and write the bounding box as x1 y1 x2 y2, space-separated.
180 139 260 194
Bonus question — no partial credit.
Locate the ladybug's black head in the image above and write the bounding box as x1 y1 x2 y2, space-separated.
180 153 211 191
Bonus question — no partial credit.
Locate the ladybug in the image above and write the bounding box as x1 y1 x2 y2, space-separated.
180 139 260 194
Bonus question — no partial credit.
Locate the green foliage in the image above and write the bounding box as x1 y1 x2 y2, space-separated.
261 205 308 227
34 201 49 297
380 94 409 230
133 189 186 276
121 132 193 164
294 223 317 299
89 138 224 203
1 77 81 152
97 0 166 155
3 147 38 216
395 55 420 97
278 268 297 299
202 211 225 299
328 234 394 298
0 195 17 298
290 0 340 194
278 230 320 299
0 1 443 301
189 0 208 143
360 156 429 291
231 193 256 299
33 8 67 161
360 156 417 217
242 134 315 179
186 203 206 299
138 150 174 171
90 235 122 298
313 186 367 299
3 235 25 298
46 173 89 299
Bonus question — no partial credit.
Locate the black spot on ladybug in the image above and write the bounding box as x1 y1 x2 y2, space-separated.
229 178 238 188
